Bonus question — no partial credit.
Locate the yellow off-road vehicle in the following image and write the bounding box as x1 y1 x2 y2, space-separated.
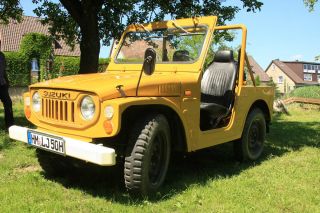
10 16 273 195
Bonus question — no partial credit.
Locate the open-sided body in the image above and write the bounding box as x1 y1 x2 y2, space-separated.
9 16 274 195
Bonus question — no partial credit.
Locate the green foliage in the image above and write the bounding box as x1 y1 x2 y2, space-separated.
267 79 282 99
20 33 53 60
32 0 263 47
31 0 263 73
286 86 320 99
50 57 110 78
304 0 319 11
98 58 110 72
20 33 53 81
255 75 261 86
0 0 23 24
51 56 80 78
3 52 29 86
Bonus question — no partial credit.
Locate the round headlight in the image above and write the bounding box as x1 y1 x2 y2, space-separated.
104 106 114 120
80 96 95 120
32 92 41 112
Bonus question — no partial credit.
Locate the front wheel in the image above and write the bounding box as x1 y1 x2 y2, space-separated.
234 108 266 162
124 114 171 196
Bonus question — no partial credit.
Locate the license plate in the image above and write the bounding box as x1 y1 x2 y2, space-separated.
27 130 65 155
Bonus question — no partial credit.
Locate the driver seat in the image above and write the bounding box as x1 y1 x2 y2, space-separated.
200 50 237 130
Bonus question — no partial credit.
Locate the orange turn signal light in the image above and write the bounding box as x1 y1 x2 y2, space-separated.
25 106 31 119
184 90 192 96
103 120 113 134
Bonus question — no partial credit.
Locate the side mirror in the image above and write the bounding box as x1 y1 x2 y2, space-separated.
143 48 156 75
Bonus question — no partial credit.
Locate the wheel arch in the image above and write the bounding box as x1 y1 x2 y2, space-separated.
248 99 271 132
121 104 188 153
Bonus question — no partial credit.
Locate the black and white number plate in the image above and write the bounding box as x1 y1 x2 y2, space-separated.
27 130 66 155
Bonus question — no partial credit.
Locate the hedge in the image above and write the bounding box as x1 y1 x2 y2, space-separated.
3 52 110 86
51 56 110 78
286 86 320 99
4 52 30 86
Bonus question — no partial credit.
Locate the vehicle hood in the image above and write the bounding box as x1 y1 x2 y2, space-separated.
30 71 182 100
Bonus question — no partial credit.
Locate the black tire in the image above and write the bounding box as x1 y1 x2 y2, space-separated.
234 108 266 162
124 114 171 196
36 149 74 176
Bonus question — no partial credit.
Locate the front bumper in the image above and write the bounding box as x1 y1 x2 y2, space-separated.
9 125 116 166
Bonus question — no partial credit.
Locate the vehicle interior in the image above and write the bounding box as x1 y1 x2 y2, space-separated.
199 29 241 131
200 50 239 130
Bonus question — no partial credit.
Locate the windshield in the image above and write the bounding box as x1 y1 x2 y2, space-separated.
116 26 207 64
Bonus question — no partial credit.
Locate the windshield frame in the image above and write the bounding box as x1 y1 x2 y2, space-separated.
107 16 218 73
114 25 209 65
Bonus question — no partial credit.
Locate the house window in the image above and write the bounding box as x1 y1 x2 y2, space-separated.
307 64 311 70
278 76 284 84
31 58 39 72
272 64 275 71
304 74 312 81
304 64 316 73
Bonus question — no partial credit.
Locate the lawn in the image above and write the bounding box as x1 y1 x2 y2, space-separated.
0 102 319 212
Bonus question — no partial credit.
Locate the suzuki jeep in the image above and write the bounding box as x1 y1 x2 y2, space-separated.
9 16 274 195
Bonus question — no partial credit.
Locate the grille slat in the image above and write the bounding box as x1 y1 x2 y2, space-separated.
41 98 75 123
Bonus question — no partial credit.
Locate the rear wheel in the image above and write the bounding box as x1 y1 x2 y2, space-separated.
124 114 171 196
234 108 266 161
36 149 74 176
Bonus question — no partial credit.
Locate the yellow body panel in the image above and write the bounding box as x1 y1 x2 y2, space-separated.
24 16 274 153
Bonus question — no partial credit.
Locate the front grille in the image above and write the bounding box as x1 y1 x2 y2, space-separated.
41 98 75 123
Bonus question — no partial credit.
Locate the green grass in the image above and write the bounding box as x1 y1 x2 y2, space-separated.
286 86 320 99
0 103 320 212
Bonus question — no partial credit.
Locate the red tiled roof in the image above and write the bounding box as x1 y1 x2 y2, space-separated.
0 16 80 56
247 56 270 82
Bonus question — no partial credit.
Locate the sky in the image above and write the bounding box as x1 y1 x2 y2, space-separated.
20 0 320 69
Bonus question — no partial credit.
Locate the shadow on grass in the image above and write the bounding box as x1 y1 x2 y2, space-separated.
0 114 32 151
40 117 320 203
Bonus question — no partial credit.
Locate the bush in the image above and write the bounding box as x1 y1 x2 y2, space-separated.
4 51 110 86
98 58 110 72
51 56 80 78
51 57 110 78
286 86 320 99
4 52 29 86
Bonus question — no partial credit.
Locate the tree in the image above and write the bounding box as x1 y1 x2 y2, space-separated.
1 0 263 74
33 0 263 74
0 0 23 24
304 0 318 11
303 0 319 60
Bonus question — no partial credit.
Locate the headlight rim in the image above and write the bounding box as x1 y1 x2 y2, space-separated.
80 95 96 121
32 91 41 112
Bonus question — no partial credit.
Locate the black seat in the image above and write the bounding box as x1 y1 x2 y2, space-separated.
200 50 237 130
173 50 190 61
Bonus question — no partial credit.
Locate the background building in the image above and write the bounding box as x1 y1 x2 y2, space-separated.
266 59 319 94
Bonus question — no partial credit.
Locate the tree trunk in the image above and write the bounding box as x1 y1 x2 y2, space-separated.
78 1 100 74
78 27 100 74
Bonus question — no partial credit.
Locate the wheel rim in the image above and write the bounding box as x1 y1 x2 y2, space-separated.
248 119 263 156
148 132 167 185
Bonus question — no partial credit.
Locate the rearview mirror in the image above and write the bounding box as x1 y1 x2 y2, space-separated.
143 48 156 75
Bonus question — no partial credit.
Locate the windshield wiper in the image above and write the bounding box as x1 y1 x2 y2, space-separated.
134 23 150 34
172 20 190 34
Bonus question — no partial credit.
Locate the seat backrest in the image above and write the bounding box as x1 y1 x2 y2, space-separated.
173 50 190 61
201 50 237 107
